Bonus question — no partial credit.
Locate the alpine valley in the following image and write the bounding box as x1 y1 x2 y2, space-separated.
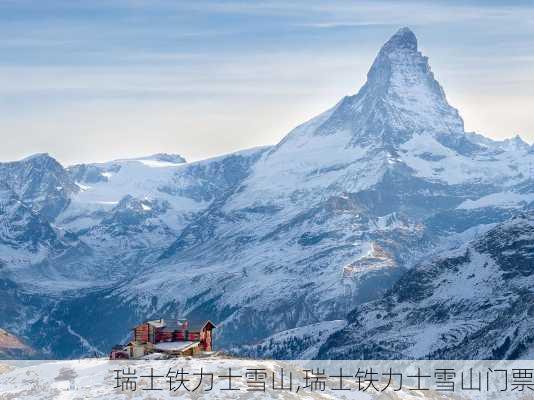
0 28 533 359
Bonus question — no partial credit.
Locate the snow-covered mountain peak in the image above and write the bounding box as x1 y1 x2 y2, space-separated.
365 26 431 91
272 27 467 159
367 27 431 87
501 134 530 151
17 153 65 171
20 152 53 162
234 28 475 207
0 153 79 220
355 27 465 142
379 26 417 53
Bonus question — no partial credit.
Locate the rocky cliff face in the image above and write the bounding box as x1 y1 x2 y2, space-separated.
0 329 35 359
318 213 534 360
0 153 79 221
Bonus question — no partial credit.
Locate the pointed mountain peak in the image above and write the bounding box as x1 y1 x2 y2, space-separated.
280 27 466 150
366 27 427 87
501 134 529 151
21 153 54 163
512 134 525 143
14 153 66 172
381 27 417 53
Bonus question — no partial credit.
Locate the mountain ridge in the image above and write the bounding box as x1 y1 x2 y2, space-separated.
318 212 534 360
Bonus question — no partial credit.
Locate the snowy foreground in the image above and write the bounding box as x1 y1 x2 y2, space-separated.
0 358 532 399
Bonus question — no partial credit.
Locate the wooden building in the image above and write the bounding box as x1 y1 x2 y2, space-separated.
111 318 215 359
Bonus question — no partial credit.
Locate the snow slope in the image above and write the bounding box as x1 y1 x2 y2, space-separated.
319 213 534 359
235 320 347 359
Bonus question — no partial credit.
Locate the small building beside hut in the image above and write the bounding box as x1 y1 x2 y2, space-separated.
110 318 215 359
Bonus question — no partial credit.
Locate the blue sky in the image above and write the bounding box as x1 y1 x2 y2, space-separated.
1 0 533 164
